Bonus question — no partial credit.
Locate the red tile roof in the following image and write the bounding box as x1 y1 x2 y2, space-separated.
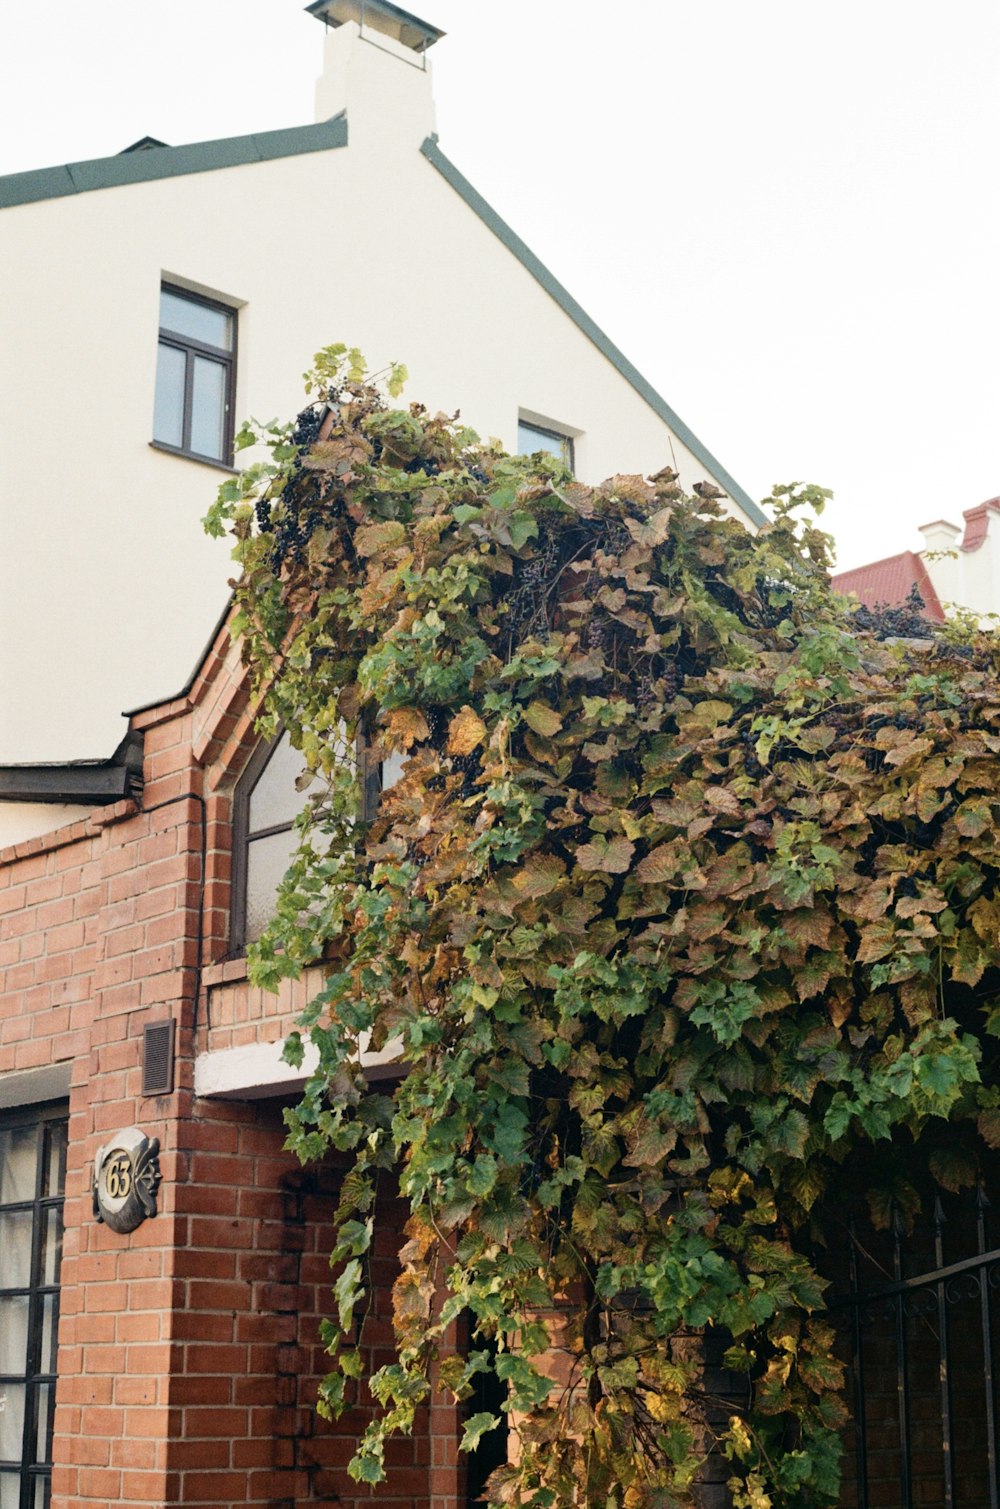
830 551 946 622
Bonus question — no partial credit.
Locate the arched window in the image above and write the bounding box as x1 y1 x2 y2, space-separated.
230 728 405 952
230 730 312 951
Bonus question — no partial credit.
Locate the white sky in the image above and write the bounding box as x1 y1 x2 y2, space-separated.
1 0 997 571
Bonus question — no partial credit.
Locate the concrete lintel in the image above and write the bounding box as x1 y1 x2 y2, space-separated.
194 1033 401 1100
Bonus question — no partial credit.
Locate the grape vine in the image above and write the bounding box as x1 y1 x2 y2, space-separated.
205 347 1000 1509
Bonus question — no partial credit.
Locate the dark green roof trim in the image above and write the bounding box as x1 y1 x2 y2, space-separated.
0 731 144 805
419 135 767 530
0 114 348 210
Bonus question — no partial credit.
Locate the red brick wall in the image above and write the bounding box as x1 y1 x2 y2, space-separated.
0 623 461 1509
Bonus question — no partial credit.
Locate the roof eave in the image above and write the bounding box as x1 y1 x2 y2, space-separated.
0 731 144 805
0 113 348 210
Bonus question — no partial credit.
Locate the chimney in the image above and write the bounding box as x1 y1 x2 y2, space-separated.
308 0 443 147
917 518 961 554
917 518 961 612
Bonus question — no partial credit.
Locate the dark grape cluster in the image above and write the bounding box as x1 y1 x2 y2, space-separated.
598 519 633 557
738 726 762 779
499 531 562 649
262 404 334 566
403 456 441 477
636 675 656 710
290 406 325 450
424 708 446 747
451 750 482 798
586 616 608 652
661 661 683 699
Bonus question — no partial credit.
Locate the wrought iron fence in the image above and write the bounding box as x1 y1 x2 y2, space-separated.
831 1186 1000 1509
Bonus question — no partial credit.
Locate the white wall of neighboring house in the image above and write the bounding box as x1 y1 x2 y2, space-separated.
919 503 1000 624
0 13 763 848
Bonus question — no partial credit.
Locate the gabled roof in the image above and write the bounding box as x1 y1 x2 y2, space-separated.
0 113 764 529
831 551 946 622
419 137 767 529
0 114 347 209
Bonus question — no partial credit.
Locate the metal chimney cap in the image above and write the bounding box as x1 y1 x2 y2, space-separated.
306 0 444 52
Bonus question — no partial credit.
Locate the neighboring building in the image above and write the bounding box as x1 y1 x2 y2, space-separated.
0 5 764 1508
831 497 1000 626
0 0 764 795
830 551 947 624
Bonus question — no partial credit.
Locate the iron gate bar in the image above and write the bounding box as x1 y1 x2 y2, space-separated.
891 1204 914 1509
976 1187 999 1509
933 1196 955 1509
832 1211 1000 1509
836 1241 1000 1304
848 1217 869 1509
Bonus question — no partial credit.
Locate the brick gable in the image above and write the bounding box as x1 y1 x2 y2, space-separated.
0 607 462 1509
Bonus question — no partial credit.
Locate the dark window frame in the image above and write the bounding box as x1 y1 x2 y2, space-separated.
230 730 287 956
0 1100 67 1509
153 282 237 466
517 418 575 473
229 727 383 956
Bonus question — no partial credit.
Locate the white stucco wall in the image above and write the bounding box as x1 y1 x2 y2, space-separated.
1 21 758 792
0 804 94 848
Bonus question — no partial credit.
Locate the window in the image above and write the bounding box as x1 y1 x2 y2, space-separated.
152 284 235 465
0 1104 67 1509
517 418 574 472
230 728 404 952
231 731 314 951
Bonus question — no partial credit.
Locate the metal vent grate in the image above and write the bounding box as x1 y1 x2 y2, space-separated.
142 1019 175 1096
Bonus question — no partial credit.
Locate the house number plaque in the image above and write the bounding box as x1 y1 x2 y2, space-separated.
92 1126 162 1233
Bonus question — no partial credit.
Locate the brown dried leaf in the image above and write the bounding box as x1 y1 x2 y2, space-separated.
856 921 897 965
704 786 743 818
576 836 635 874
636 844 681 885
384 706 430 749
354 520 408 556
447 706 487 756
883 736 934 768
512 854 566 900
625 507 673 547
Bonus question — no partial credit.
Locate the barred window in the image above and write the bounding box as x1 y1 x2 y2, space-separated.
0 1103 67 1509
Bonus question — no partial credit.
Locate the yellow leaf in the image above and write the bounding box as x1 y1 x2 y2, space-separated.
512 854 566 899
523 701 563 737
971 894 1000 944
448 706 487 756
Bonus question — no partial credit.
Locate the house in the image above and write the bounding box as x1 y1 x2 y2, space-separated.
0 5 763 1507
0 0 764 819
831 497 1000 626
